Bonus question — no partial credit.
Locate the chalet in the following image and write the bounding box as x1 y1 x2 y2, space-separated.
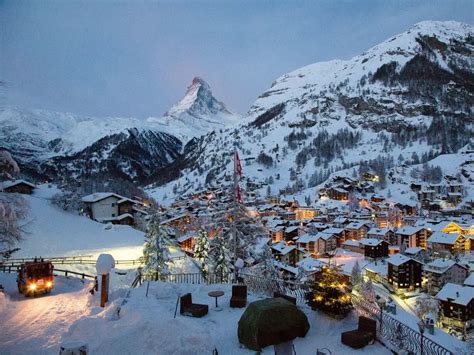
424 259 469 295
296 257 325 274
2 180 35 194
396 203 417 216
360 238 389 259
395 226 431 249
81 193 136 225
177 234 195 255
332 216 349 228
283 226 303 243
294 206 319 221
296 234 319 255
342 239 362 254
344 221 370 240
387 254 423 292
362 171 379 182
447 183 463 194
375 212 389 228
410 183 422 193
327 187 349 201
371 195 385 203
427 232 466 256
316 232 338 254
436 284 474 333
271 241 305 266
321 227 345 247
367 227 396 245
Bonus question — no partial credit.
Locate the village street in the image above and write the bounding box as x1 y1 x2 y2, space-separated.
0 274 93 354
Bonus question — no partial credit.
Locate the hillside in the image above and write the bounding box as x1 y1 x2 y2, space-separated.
148 21 474 205
0 78 239 183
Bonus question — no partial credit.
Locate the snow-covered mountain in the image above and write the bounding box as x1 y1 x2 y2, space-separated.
0 77 238 182
146 77 240 141
149 21 473 205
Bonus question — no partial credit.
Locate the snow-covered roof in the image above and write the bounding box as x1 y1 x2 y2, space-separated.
427 232 460 245
359 238 385 246
297 257 325 272
271 241 296 255
345 221 370 230
342 240 360 247
395 226 425 235
98 213 134 222
436 283 474 306
404 247 423 255
367 227 392 236
463 273 474 287
81 192 123 203
296 234 319 244
2 179 36 189
274 260 299 275
364 261 388 276
177 234 194 243
387 253 416 266
424 259 456 273
323 227 344 235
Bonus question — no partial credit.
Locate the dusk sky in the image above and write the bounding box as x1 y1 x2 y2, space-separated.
1 0 473 118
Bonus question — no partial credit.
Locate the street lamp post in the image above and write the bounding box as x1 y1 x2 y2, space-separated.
418 320 425 355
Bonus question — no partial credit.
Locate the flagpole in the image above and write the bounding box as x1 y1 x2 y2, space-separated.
232 146 238 282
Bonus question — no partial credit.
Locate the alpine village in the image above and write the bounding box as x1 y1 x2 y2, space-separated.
1 3 474 355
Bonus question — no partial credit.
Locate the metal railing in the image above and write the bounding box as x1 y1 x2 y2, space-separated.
136 271 310 304
351 293 453 355
1 264 97 282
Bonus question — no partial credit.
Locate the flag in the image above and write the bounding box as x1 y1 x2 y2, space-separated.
235 184 242 203
234 149 243 178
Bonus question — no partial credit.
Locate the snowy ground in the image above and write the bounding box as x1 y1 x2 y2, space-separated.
16 184 145 259
0 277 390 355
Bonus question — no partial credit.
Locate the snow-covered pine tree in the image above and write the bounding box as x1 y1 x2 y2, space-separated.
359 279 376 303
141 213 171 280
193 228 210 277
211 233 231 282
351 260 363 290
415 293 439 322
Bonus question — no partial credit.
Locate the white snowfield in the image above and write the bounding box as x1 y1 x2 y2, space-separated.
0 276 390 355
16 184 145 259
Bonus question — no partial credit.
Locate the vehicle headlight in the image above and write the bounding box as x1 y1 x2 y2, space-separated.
46 281 53 288
28 283 37 291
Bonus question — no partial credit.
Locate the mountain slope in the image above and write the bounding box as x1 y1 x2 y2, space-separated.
146 77 240 141
148 21 474 205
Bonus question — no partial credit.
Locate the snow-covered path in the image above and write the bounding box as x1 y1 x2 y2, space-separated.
0 274 93 355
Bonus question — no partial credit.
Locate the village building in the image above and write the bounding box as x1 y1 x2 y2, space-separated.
427 232 466 256
404 246 425 261
436 284 474 334
81 192 140 225
326 187 349 201
176 234 195 256
387 254 423 292
360 238 389 259
395 226 431 249
271 241 305 267
367 227 396 245
2 180 36 194
343 221 371 241
424 259 469 295
294 206 319 220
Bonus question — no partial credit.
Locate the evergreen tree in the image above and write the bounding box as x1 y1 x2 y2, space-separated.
306 264 352 318
351 261 363 289
359 279 376 303
193 228 210 277
211 234 231 282
141 214 171 280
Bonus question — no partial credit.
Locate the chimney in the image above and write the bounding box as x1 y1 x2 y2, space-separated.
456 291 459 298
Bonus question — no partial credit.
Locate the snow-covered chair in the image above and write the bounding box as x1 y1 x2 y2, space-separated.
180 293 208 317
341 316 376 349
230 285 247 308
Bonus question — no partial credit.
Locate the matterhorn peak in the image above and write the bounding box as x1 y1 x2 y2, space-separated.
150 77 240 141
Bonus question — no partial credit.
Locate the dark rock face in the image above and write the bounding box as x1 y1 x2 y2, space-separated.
40 129 182 183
